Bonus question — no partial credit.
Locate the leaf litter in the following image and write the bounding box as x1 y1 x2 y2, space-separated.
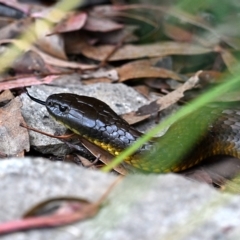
0 0 239 232
0 90 29 157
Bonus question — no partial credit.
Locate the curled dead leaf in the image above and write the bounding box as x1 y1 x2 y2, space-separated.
0 95 29 157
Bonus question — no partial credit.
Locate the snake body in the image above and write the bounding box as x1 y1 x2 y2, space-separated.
40 93 240 173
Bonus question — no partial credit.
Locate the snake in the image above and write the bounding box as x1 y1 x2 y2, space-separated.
26 92 240 173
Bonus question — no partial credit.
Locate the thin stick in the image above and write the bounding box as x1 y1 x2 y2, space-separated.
20 123 75 139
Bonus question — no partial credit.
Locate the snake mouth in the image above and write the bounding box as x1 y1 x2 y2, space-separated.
25 89 46 106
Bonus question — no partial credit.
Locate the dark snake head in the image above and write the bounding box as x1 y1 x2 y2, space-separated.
46 93 112 135
46 93 142 148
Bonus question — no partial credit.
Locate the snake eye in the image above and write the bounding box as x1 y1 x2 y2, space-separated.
59 105 68 112
47 101 53 107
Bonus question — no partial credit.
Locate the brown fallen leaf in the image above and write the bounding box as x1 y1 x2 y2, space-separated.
163 23 213 47
23 197 91 218
0 89 14 104
133 85 150 99
32 46 96 70
74 40 213 61
83 15 123 32
98 25 139 44
121 72 200 125
35 20 67 60
79 137 129 175
0 38 97 71
156 71 201 111
136 71 201 116
144 78 174 91
198 70 222 84
0 96 29 157
117 59 184 82
136 101 159 116
121 111 151 125
10 50 49 75
52 11 87 34
81 69 118 82
163 23 194 42
0 74 58 90
82 77 112 85
76 154 97 169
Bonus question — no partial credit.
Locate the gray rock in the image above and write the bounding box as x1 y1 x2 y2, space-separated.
0 158 240 240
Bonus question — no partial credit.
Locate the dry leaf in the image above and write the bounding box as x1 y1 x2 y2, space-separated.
133 85 150 99
11 50 49 74
144 78 172 90
121 111 150 125
0 75 58 90
198 70 222 84
136 101 159 115
117 59 183 82
129 72 201 123
83 15 123 32
0 89 14 103
76 154 97 169
0 96 29 156
81 69 118 81
61 135 128 175
23 197 91 217
163 23 193 42
53 12 87 34
82 78 112 85
32 46 96 70
156 71 201 111
79 137 129 175
35 19 67 60
77 41 213 61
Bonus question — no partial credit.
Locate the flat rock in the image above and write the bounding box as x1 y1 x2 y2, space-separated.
0 158 240 240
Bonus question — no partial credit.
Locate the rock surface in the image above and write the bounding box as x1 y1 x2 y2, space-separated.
0 158 240 240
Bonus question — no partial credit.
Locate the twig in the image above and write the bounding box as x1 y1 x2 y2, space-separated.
20 123 75 139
